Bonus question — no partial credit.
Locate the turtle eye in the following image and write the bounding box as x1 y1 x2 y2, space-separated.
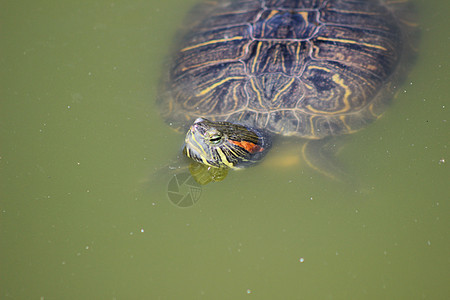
206 130 222 144
208 134 222 144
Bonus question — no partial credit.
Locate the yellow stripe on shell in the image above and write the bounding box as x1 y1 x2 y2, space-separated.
251 42 263 73
180 59 233 72
332 73 352 111
298 11 309 27
306 74 351 115
326 9 379 16
308 65 332 73
196 76 245 97
181 36 245 52
316 37 388 51
339 115 355 133
272 77 295 103
308 116 316 137
250 77 263 107
261 10 279 37
265 9 279 20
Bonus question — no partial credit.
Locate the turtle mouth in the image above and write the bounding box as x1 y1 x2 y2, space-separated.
184 118 222 168
190 123 205 136
193 117 206 124
190 118 212 134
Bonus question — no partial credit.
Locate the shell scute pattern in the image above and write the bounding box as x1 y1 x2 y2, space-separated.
161 0 417 139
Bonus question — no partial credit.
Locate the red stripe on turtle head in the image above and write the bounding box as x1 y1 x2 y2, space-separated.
229 140 263 154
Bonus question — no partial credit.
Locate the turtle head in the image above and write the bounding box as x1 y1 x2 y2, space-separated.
183 117 271 169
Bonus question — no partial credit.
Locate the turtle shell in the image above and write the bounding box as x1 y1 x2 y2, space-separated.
159 0 417 139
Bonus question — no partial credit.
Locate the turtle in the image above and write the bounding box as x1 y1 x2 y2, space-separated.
158 0 418 183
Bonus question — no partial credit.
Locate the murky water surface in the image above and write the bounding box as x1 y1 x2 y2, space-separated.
1 1 449 299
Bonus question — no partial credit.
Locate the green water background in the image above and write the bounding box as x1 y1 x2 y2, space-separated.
1 0 449 299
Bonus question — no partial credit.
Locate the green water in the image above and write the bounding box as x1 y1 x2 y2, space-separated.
1 0 449 299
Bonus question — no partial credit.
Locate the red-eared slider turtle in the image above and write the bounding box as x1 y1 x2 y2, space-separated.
159 0 418 183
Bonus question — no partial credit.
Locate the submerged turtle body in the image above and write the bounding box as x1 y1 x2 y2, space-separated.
159 0 417 173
